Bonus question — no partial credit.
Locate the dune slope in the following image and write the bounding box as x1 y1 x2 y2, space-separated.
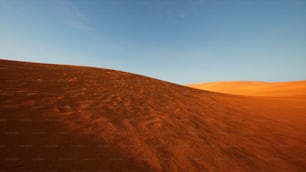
188 81 306 97
1 59 306 172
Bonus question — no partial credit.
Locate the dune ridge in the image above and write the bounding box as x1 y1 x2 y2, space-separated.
188 81 306 97
1 59 306 172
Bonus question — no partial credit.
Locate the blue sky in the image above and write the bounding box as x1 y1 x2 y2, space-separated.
1 0 306 84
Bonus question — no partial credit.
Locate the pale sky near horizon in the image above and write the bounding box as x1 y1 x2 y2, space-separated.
1 0 306 84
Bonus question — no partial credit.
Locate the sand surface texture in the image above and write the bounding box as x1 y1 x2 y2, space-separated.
1 59 306 171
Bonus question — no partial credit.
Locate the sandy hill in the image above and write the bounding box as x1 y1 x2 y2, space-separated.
188 81 306 97
0 59 306 172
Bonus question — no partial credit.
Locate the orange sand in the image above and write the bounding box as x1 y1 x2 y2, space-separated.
188 81 306 97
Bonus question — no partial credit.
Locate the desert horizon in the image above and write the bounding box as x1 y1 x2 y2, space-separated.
188 81 306 97
1 0 305 171
2 58 306 89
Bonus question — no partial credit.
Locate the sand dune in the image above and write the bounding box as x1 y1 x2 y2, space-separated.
188 81 306 97
1 59 306 172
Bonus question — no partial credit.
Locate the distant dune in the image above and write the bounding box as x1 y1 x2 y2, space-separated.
188 81 306 97
1 59 306 171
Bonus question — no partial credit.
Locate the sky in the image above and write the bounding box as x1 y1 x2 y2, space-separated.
0 0 306 84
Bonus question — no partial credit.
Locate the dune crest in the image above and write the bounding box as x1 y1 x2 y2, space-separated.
1 59 306 171
188 81 306 97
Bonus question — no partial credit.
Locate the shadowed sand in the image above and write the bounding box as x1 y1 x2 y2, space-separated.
188 81 306 97
1 59 306 172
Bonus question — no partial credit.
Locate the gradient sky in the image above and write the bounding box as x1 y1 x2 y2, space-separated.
1 0 306 84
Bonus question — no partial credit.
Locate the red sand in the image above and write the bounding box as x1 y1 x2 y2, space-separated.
1 59 306 171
